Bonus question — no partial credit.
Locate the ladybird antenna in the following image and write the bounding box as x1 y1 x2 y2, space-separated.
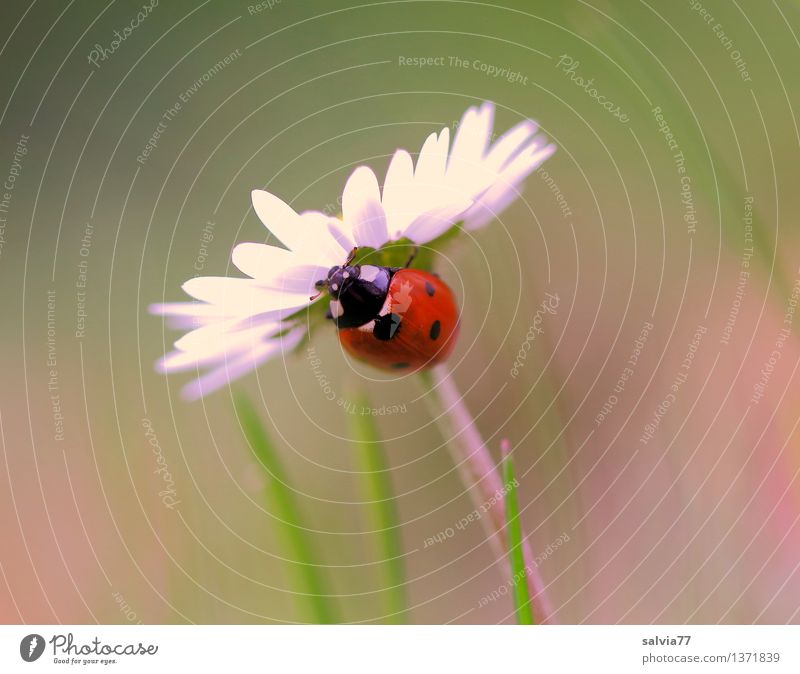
346 247 358 265
404 245 419 268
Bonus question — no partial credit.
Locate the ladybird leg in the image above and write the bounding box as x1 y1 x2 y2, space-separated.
309 278 327 301
403 246 419 268
373 312 402 340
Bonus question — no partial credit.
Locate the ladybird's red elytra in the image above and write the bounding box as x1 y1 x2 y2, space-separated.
320 262 459 372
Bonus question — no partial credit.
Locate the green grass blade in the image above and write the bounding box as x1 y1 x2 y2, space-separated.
348 392 407 623
233 393 339 624
501 441 535 625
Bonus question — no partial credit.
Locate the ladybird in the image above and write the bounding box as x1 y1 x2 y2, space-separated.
317 254 459 372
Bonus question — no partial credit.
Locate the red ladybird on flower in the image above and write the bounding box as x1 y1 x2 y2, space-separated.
151 102 555 399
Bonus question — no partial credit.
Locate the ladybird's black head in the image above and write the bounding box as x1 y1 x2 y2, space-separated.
318 263 394 329
324 265 360 299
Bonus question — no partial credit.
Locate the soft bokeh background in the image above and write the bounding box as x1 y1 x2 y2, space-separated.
1 0 799 624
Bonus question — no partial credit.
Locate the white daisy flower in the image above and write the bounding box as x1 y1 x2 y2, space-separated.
150 101 555 400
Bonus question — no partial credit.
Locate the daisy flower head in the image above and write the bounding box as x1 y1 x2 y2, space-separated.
150 101 556 400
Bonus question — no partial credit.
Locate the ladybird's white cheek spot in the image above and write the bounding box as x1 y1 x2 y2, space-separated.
329 300 344 318
359 320 376 333
360 265 380 283
331 283 339 291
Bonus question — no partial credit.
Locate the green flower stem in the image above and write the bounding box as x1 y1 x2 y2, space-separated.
348 391 407 623
501 440 535 625
234 393 339 624
423 365 554 624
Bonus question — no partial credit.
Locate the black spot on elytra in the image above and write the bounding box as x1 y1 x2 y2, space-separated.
391 362 410 369
425 281 435 296
429 320 441 341
373 313 402 340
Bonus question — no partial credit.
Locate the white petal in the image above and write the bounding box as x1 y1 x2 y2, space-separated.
273 265 331 294
162 314 216 330
327 217 356 254
462 184 523 231
492 142 557 191
294 211 351 265
173 317 282 355
181 277 311 315
232 242 328 293
484 120 539 174
250 198 344 265
158 345 247 373
382 149 415 236
251 190 307 251
232 243 297 280
414 129 449 185
157 316 280 372
342 166 389 249
403 197 472 243
180 327 305 400
150 302 230 318
463 143 555 230
383 149 415 198
449 102 494 175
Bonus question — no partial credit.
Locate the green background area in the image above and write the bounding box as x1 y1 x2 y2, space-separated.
1 0 799 624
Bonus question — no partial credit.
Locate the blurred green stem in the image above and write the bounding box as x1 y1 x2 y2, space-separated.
501 440 535 625
348 391 407 623
234 393 339 624
422 365 554 624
